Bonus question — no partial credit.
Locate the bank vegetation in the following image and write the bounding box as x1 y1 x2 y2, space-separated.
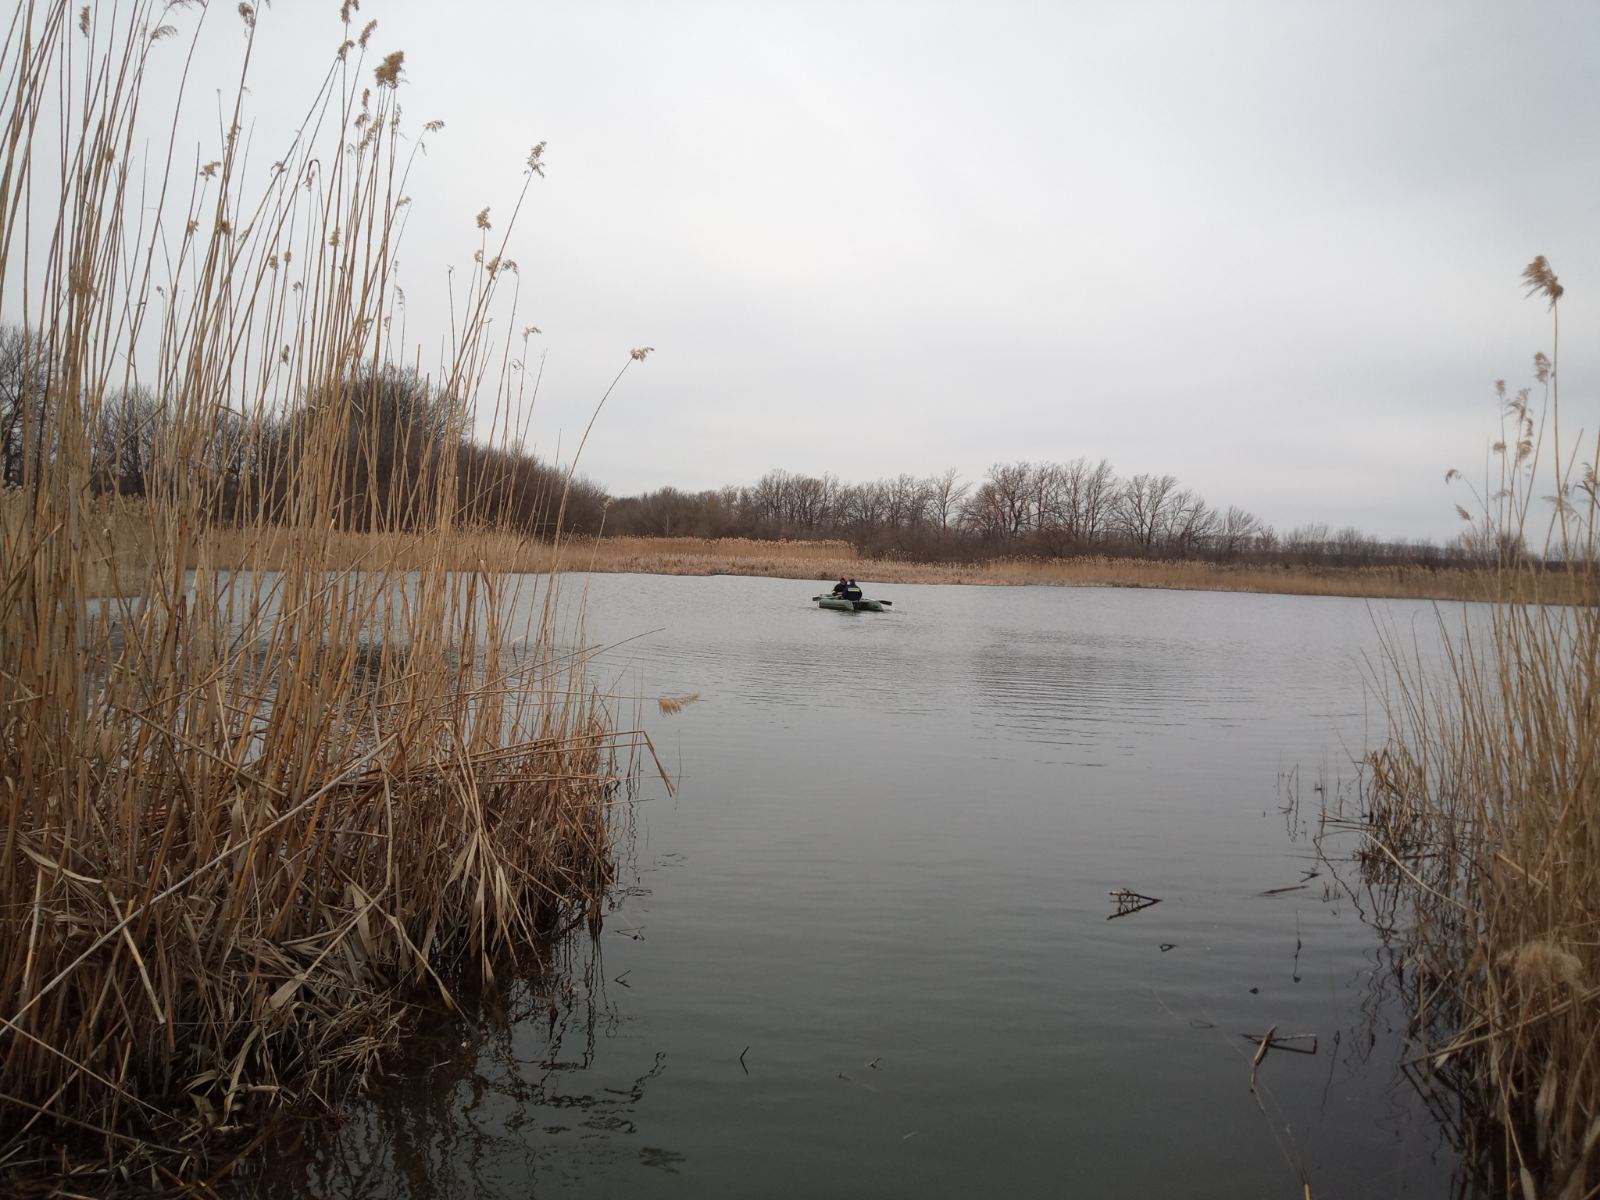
0 4 644 1193
1357 259 1599 1197
20 508 1574 605
603 461 1526 576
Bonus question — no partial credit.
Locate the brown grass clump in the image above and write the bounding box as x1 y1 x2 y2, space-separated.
656 692 701 715
1357 258 1600 1197
0 4 650 1193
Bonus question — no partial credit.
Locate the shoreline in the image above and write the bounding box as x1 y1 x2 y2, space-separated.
40 510 1589 604
547 540 1549 605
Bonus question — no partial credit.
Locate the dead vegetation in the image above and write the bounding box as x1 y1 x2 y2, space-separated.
1355 258 1599 1197
10 508 1581 605
553 539 1569 603
0 4 651 1192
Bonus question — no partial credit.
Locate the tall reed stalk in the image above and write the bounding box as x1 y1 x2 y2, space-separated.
1361 258 1599 1198
0 3 645 1191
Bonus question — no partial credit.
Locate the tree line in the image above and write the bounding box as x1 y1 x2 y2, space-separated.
606 463 1487 568
0 325 609 536
1 321 1500 567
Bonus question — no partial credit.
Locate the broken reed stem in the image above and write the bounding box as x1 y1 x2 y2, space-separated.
1360 258 1599 1197
1250 1024 1279 1093
1240 1033 1318 1055
0 4 645 1191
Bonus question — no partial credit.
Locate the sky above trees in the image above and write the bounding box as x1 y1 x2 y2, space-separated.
51 2 1600 541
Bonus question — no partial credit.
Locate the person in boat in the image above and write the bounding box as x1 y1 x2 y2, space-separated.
831 576 850 597
843 579 863 601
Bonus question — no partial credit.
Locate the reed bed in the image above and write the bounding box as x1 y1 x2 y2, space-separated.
554 540 1538 603
1355 260 1599 1197
50 505 1568 605
253 531 1524 602
205 529 853 582
588 535 853 564
0 5 646 1193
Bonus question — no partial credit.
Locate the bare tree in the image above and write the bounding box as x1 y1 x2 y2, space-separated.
781 473 833 529
1116 472 1180 550
928 467 970 533
749 469 791 529
0 325 50 487
980 461 1033 537
92 386 164 497
1167 489 1219 554
1217 505 1261 558
1077 458 1118 543
885 473 929 532
836 480 889 530
1331 525 1377 565
1026 461 1065 533
1284 522 1331 562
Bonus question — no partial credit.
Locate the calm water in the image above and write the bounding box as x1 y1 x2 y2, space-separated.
271 574 1467 1198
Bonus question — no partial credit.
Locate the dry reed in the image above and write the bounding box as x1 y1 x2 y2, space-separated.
0 4 647 1192
53 512 1573 605
1356 258 1599 1197
542 539 1555 604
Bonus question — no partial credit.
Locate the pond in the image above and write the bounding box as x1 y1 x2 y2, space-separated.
268 573 1465 1198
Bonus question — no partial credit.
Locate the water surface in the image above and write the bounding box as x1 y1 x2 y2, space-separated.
275 574 1465 1198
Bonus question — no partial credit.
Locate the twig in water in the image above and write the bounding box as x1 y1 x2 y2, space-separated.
1293 911 1303 983
739 1046 749 1075
1108 888 1162 919
1240 1032 1318 1055
1250 1024 1279 1092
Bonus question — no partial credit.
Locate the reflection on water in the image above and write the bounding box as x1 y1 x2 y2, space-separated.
261 574 1477 1198
255 944 670 1199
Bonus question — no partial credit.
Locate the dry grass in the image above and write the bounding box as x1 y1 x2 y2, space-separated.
0 5 648 1193
213 530 852 582
47 512 1572 606
557 540 1559 604
591 535 852 564
1354 259 1599 1196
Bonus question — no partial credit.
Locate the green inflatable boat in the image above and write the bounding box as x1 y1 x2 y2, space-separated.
813 594 891 613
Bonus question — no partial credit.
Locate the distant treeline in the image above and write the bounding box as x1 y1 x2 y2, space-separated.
607 464 1501 568
0 321 1507 567
0 325 609 535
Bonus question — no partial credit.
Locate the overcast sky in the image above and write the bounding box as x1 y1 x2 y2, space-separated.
140 2 1600 539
